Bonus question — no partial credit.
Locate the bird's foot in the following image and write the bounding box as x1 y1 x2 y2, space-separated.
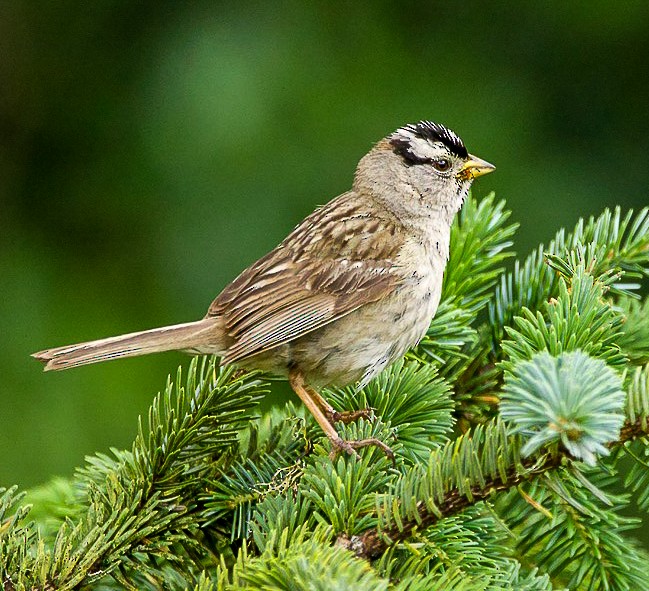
325 407 374 425
328 436 395 463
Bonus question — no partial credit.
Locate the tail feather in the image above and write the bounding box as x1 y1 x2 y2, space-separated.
32 318 224 371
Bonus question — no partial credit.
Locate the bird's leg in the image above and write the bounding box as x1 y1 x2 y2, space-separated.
305 385 374 425
289 370 393 461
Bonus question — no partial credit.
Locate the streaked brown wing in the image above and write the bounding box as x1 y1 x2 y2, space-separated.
207 192 404 365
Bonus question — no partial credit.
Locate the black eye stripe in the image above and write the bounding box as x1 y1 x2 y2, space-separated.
389 138 433 166
389 138 455 172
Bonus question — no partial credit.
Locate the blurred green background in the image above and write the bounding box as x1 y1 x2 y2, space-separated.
1 2 648 491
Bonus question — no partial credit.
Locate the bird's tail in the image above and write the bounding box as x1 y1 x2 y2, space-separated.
32 318 224 371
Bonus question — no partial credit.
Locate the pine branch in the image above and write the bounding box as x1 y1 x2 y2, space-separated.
199 401 311 542
456 251 633 418
617 298 649 366
0 487 36 585
1 359 266 590
339 417 646 561
500 351 626 464
4 197 648 589
218 526 387 591
340 358 649 563
325 359 455 463
497 469 649 590
489 206 649 346
501 264 627 369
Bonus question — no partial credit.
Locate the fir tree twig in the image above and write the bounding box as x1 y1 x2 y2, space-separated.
340 418 648 560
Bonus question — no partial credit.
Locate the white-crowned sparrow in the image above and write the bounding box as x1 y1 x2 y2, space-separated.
33 121 494 457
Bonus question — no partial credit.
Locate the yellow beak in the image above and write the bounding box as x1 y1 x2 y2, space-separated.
458 154 496 180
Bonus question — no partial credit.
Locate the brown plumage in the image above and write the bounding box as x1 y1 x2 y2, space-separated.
209 192 404 365
33 121 495 458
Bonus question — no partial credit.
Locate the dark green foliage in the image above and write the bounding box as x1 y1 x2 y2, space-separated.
200 403 309 540
326 359 455 463
444 193 518 314
3 195 649 589
376 507 510 581
501 267 627 368
490 206 649 346
218 529 385 591
626 363 649 431
1 360 264 589
496 470 649 591
0 487 35 583
617 299 649 366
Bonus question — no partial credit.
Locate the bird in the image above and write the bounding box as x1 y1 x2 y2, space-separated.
33 121 494 458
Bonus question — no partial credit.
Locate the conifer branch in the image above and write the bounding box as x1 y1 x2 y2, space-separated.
489 206 649 346
4 197 648 590
1 360 266 590
341 418 648 560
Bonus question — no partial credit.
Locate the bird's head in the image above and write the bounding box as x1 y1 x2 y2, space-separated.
354 121 495 225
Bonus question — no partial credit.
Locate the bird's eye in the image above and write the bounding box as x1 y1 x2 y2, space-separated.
432 158 451 172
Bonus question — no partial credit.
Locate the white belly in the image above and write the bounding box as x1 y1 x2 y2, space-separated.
291 255 444 387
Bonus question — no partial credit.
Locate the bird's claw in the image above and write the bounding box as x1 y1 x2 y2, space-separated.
328 436 395 464
325 407 375 425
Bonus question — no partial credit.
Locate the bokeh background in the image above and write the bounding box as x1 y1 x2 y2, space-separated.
1 2 648 496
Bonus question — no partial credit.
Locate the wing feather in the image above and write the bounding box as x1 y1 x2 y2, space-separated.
222 296 334 363
208 192 405 365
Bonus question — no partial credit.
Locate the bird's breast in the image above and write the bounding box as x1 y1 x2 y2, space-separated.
284 247 445 388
